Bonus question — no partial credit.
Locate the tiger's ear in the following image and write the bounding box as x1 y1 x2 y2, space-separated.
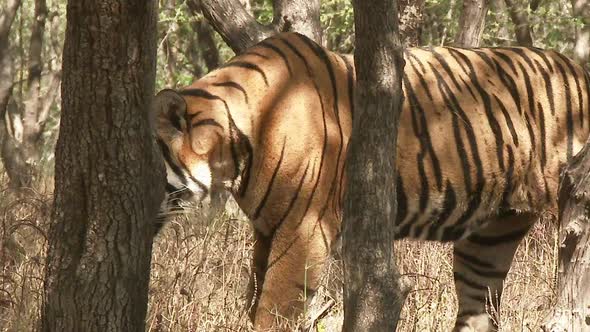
151 89 187 137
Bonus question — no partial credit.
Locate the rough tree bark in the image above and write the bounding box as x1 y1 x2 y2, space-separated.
195 0 321 53
398 0 424 47
342 0 408 331
41 0 164 330
542 144 590 331
455 0 488 47
571 0 590 66
504 0 533 46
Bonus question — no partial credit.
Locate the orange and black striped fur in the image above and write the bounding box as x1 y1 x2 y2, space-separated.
152 32 590 331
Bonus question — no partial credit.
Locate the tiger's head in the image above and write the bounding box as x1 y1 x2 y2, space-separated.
151 88 244 231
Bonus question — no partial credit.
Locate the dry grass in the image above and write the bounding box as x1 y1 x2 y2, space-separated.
0 181 557 332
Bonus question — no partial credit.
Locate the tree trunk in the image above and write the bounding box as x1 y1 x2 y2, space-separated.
272 0 322 44
398 0 424 47
41 0 164 330
455 0 488 47
504 0 533 46
571 0 590 66
0 0 22 130
195 0 321 53
542 143 590 331
342 0 408 331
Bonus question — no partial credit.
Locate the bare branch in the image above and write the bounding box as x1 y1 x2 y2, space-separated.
191 0 322 54
193 0 275 54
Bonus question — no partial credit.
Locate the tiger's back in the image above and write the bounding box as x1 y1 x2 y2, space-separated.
152 33 590 331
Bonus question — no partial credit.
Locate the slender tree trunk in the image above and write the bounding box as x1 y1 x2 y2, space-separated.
571 0 590 66
342 0 408 331
455 0 488 47
41 0 164 330
195 0 321 53
504 0 533 46
398 0 424 47
542 142 590 331
0 0 22 125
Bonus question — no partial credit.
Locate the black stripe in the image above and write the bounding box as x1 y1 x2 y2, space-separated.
427 181 457 240
584 70 590 129
554 59 574 160
454 272 490 292
516 62 536 121
491 49 518 75
276 160 312 226
500 146 515 210
179 88 252 197
530 48 554 73
193 118 223 129
510 48 538 74
454 250 496 269
295 33 347 225
430 65 473 193
538 102 547 169
157 138 187 186
176 157 209 195
491 57 523 116
242 50 269 59
408 57 435 102
180 88 220 100
221 61 269 86
406 50 427 74
494 95 519 146
394 175 408 226
555 52 584 128
460 260 509 279
450 48 505 172
259 40 293 77
212 81 249 104
535 59 556 117
467 227 530 246
524 109 536 152
278 36 330 227
404 73 443 190
431 49 464 92
253 139 287 219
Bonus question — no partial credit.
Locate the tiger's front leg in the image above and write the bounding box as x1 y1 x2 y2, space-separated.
248 215 338 331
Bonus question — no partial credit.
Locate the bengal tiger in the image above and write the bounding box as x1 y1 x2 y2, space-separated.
151 32 590 331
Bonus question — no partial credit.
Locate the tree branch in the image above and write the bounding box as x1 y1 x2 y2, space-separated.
193 0 275 54
273 0 322 44
504 0 533 46
191 0 321 54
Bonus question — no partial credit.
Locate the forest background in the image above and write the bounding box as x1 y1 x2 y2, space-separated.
0 0 586 330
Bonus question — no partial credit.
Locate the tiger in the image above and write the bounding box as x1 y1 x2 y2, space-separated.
151 32 590 331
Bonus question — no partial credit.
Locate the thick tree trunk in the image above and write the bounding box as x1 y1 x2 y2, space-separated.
504 0 533 46
195 0 321 53
342 0 408 331
398 0 424 47
455 0 488 47
542 143 590 331
571 0 590 66
41 0 164 331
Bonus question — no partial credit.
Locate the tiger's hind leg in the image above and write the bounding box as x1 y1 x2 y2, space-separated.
452 212 537 332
